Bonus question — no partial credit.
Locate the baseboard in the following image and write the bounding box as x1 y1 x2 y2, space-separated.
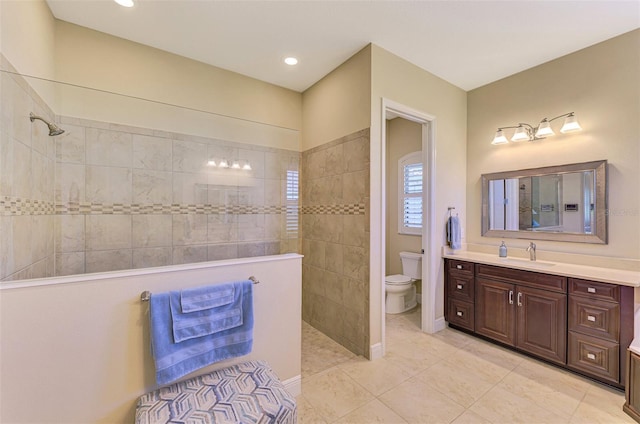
434 316 446 332
282 375 301 397
370 342 384 360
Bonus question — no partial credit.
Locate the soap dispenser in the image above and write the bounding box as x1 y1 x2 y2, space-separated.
499 241 508 258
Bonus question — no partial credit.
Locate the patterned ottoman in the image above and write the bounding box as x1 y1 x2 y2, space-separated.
135 360 297 424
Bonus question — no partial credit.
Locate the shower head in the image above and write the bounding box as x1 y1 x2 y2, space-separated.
29 112 65 136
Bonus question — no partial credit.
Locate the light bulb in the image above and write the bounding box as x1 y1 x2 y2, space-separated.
560 114 582 133
207 159 217 167
219 159 229 168
511 126 530 142
231 161 241 169
492 130 508 145
243 162 252 170
535 119 555 138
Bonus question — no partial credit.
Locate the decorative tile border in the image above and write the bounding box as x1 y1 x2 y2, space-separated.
2 197 364 216
1 197 55 216
301 204 366 215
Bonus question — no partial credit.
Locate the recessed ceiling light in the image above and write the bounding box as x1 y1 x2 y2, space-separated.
284 57 298 66
114 0 134 7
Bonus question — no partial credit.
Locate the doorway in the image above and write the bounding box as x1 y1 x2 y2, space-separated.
379 99 437 357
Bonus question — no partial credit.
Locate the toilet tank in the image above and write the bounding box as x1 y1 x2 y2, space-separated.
399 251 422 279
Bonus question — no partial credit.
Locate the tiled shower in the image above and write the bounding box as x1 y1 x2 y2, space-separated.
1 56 300 281
1 54 371 358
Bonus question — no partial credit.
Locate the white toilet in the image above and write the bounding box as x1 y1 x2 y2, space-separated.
385 251 422 314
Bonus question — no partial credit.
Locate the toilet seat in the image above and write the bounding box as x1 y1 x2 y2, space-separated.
385 274 412 285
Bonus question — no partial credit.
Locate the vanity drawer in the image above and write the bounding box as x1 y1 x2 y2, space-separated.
475 263 566 293
447 273 474 303
447 298 474 331
447 260 474 275
568 331 619 384
569 296 620 342
569 278 619 303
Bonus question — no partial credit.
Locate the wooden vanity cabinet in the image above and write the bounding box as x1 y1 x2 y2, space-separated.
567 278 634 386
445 260 475 331
624 349 640 422
444 258 634 389
475 265 567 365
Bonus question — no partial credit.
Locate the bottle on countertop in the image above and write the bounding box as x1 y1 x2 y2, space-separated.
499 241 508 257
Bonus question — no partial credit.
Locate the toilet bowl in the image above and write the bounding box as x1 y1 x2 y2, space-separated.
385 251 422 314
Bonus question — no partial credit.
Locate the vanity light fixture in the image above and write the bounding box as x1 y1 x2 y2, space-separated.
207 158 252 171
491 112 582 145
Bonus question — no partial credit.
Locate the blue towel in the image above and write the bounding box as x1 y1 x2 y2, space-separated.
170 282 243 343
149 280 254 385
180 284 235 313
447 215 461 250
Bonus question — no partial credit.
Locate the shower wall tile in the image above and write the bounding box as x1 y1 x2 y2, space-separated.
0 216 14 279
173 139 208 172
207 214 238 242
55 252 85 276
132 247 172 269
0 132 14 197
86 166 132 204
132 134 172 171
237 242 265 258
132 215 172 248
172 171 208 204
4 73 31 146
55 124 86 164
86 249 132 273
12 215 33 273
13 140 32 199
237 214 265 241
132 169 172 204
301 128 370 357
172 215 208 245
55 215 85 252
56 163 85 203
86 215 132 251
173 245 208 265
31 215 52 262
208 244 238 261
86 128 132 167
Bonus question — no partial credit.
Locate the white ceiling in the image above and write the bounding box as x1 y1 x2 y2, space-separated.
46 0 640 92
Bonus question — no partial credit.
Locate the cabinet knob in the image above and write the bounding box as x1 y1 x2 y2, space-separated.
456 265 463 270
587 353 596 360
456 284 463 290
587 287 596 294
456 311 463 317
587 315 596 322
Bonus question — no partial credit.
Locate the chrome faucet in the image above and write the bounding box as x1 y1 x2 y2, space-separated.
526 242 536 261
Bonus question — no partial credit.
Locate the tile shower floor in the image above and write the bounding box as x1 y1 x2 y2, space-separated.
298 306 634 423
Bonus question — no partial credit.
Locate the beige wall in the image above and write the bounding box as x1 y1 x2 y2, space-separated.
301 45 372 151
385 117 422 275
0 0 56 105
54 21 302 150
467 29 640 263
370 45 468 346
0 255 302 424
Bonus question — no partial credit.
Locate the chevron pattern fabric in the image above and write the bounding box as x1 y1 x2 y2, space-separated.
135 360 296 424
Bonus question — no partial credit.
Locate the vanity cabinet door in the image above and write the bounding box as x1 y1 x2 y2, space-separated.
475 278 516 346
516 285 567 365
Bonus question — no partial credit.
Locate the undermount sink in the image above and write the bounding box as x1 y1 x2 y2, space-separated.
497 258 557 268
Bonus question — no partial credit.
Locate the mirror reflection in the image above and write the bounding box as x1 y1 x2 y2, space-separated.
482 161 607 244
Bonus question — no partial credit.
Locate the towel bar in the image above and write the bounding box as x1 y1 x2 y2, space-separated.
140 276 260 302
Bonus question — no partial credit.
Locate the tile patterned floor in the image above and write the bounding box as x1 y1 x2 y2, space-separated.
298 306 634 423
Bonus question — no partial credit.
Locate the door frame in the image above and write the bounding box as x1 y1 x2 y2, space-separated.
379 98 437 356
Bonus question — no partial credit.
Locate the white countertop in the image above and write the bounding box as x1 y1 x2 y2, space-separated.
443 250 640 287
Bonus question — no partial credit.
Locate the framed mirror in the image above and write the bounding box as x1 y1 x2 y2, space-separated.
481 160 607 244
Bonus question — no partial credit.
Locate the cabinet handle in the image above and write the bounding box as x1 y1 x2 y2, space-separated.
509 290 514 305
456 265 463 270
456 284 463 290
587 287 596 293
587 353 596 360
587 315 596 322
456 311 463 317
517 292 523 307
